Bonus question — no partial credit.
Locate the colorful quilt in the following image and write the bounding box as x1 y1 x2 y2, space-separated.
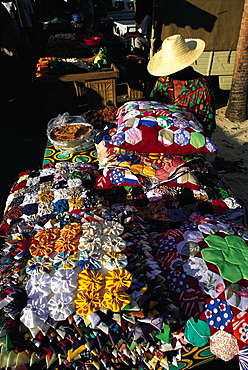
0 159 247 370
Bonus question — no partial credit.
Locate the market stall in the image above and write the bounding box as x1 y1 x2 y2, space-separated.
35 46 120 118
0 101 247 370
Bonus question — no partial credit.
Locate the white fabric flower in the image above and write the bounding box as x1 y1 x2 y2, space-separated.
78 236 102 251
53 189 68 201
25 273 52 298
51 269 78 293
102 236 126 252
48 292 75 321
20 296 49 328
81 221 102 237
101 221 124 237
67 178 82 188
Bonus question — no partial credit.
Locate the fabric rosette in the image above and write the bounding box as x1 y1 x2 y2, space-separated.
68 197 84 211
60 222 82 239
101 221 124 237
54 236 79 253
102 290 131 312
48 292 75 321
20 296 49 328
25 273 52 298
53 252 78 270
26 255 53 275
105 269 132 292
78 250 102 270
38 190 54 203
74 290 103 316
77 269 105 292
81 221 102 238
51 269 78 293
101 236 126 252
102 252 128 270
78 236 102 251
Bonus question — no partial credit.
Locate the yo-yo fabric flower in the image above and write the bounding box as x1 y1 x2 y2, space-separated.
51 269 78 293
53 252 78 270
25 273 52 298
102 252 128 270
105 269 132 292
48 292 75 321
77 269 105 292
20 296 49 328
78 251 102 270
74 290 102 316
26 255 53 275
102 290 131 312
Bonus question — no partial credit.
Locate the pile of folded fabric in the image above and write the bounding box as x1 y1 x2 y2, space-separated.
0 101 247 370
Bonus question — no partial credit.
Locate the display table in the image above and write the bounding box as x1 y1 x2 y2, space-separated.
36 63 120 119
0 102 247 370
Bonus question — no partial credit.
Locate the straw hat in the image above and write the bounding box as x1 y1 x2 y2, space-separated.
147 34 205 76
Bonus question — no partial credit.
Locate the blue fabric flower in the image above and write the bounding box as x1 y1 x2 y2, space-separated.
53 199 69 213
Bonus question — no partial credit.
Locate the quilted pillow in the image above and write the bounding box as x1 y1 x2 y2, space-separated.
108 101 217 155
94 145 202 190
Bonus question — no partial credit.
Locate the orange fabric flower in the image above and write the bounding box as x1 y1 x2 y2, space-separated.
54 236 79 253
34 228 60 243
102 290 131 312
30 228 61 256
74 290 102 316
29 239 54 256
105 269 132 292
60 223 82 239
77 270 105 292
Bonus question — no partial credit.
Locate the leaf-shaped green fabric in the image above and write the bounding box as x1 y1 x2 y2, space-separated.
189 132 206 149
217 261 243 283
239 261 248 280
225 235 248 250
201 248 224 264
241 249 248 259
222 249 244 264
184 318 210 347
204 235 228 250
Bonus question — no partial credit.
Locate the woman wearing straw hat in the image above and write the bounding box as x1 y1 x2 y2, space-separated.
148 34 216 135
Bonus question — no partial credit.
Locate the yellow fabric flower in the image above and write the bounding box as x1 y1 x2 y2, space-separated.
77 270 105 292
54 236 79 253
74 290 102 316
68 197 83 210
105 268 132 292
38 190 54 203
102 290 131 312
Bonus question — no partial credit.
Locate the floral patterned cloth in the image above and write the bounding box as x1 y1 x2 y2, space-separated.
150 70 216 134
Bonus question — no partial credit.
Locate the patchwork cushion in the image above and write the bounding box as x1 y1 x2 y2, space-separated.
108 101 217 156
